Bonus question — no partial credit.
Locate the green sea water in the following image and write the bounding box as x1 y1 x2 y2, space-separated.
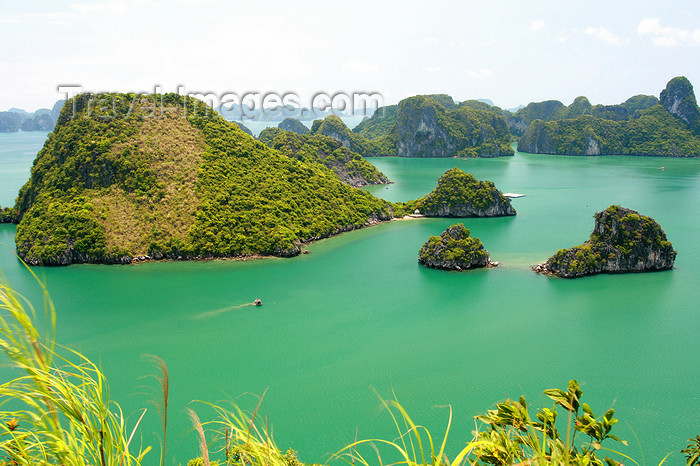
0 133 698 464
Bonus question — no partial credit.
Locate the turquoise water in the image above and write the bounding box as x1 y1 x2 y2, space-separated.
0 133 698 464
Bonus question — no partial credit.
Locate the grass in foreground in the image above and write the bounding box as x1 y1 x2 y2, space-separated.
0 275 695 465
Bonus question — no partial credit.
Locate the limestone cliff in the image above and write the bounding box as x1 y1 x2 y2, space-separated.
418 224 491 271
391 96 513 158
534 205 676 278
517 77 700 156
660 76 700 131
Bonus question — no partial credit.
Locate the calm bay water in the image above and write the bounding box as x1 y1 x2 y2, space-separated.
0 132 698 464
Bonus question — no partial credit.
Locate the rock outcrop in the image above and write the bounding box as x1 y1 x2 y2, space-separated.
278 117 310 135
534 205 676 278
418 224 492 270
391 96 513 158
415 168 516 217
660 76 700 131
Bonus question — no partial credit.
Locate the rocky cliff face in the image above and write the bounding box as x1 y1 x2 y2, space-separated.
534 205 676 278
393 96 513 158
517 79 700 157
418 223 491 271
660 76 700 130
416 167 516 217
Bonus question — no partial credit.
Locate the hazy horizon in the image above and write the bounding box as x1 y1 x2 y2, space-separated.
2 0 699 112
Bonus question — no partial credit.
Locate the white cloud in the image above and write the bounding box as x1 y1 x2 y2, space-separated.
637 18 700 47
341 58 385 74
421 37 440 45
465 68 493 80
427 67 441 73
530 19 545 31
585 26 622 46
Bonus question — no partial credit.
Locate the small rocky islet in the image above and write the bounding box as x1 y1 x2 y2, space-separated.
418 224 493 271
534 205 676 278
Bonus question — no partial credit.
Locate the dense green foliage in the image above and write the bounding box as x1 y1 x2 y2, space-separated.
390 95 513 157
406 167 515 217
352 104 399 139
506 94 659 137
544 205 676 278
472 380 629 465
310 115 386 155
333 95 512 158
267 130 389 187
418 223 489 270
12 93 394 264
517 77 700 155
258 126 283 146
232 121 253 136
278 117 310 135
0 207 15 223
188 116 392 257
518 105 700 156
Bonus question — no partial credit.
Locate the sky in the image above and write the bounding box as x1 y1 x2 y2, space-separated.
1 0 699 112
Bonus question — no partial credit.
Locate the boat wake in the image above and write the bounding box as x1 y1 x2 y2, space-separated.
192 302 255 319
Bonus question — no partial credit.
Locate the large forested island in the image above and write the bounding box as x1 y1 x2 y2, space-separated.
534 205 676 278
0 94 516 266
4 93 397 265
516 77 700 156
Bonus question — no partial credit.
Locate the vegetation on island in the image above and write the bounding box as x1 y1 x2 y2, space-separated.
0 100 64 132
517 77 700 156
310 114 383 155
418 223 490 270
315 95 513 158
232 121 253 136
278 117 310 135
1 279 695 465
401 167 515 217
352 104 399 139
536 205 676 278
10 93 394 265
265 130 390 187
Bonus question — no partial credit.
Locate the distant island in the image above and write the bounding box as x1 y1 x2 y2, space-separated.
534 205 676 278
516 77 700 156
296 95 514 158
418 224 493 271
1 94 514 266
0 100 64 133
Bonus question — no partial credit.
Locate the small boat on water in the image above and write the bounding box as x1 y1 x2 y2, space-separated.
503 193 525 198
254 298 262 306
